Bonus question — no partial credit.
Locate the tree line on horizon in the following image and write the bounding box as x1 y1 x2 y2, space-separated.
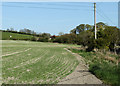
1 22 120 53
53 22 120 54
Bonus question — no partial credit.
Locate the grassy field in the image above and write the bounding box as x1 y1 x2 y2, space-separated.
2 32 34 40
2 40 79 84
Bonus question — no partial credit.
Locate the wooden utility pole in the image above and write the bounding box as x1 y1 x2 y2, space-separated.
94 3 97 39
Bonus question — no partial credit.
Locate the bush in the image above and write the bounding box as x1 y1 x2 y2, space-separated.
76 31 93 47
86 38 96 52
31 36 37 41
53 33 77 44
38 37 49 42
89 63 101 75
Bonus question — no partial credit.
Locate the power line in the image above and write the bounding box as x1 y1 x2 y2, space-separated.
7 2 93 7
2 2 116 26
96 4 116 25
1 4 93 11
96 10 109 23
96 9 116 26
2 5 24 8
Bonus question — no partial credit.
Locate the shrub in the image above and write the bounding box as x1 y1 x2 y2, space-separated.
31 36 37 41
38 37 48 42
95 38 109 50
53 33 77 44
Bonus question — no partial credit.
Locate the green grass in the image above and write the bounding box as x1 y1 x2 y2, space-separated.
71 49 120 86
2 40 79 84
2 32 33 40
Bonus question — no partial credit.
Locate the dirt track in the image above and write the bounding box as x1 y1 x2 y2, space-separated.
58 48 103 84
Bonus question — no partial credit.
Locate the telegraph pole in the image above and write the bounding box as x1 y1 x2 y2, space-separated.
94 2 97 39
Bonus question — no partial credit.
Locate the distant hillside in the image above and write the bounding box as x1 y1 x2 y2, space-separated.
1 31 34 40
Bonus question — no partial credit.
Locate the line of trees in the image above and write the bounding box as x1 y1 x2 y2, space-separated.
1 28 51 42
53 22 120 53
4 28 37 36
1 22 120 53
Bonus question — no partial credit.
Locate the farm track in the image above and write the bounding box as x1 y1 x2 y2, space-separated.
2 40 79 84
58 48 103 84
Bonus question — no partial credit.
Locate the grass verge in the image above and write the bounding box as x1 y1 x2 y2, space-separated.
70 48 120 86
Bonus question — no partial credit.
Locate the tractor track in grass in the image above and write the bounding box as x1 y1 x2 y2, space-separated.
37 50 75 84
2 40 84 84
17 49 76 84
58 48 103 84
3 49 51 83
2 48 31 57
38 49 78 84
7 49 50 70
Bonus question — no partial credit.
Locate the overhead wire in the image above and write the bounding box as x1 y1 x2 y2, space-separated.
1 2 93 11
7 2 93 7
96 10 110 25
1 4 93 11
2 2 116 26
96 4 116 25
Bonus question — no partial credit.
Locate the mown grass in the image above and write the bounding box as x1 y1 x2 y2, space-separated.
71 49 120 86
2 40 79 84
